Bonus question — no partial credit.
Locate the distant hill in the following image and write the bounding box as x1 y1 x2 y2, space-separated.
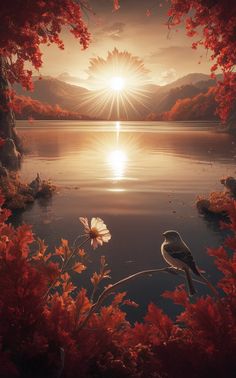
56 72 88 87
14 73 224 121
14 78 90 113
158 73 222 92
14 95 93 120
163 87 218 121
149 75 221 116
162 73 211 91
150 84 203 114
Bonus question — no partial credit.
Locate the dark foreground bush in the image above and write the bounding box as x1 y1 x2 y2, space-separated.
0 193 236 377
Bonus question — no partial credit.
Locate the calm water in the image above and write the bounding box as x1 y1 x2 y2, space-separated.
13 120 236 319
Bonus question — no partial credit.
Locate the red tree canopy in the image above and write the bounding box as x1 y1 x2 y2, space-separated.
0 0 91 89
167 0 236 121
114 0 236 122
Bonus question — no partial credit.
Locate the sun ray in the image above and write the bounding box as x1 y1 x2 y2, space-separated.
80 48 152 120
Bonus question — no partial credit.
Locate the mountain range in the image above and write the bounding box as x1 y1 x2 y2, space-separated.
14 73 222 121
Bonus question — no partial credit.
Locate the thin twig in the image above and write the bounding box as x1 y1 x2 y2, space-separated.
62 236 90 273
43 236 90 300
77 267 205 331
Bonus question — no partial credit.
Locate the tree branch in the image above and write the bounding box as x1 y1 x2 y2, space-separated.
77 267 207 331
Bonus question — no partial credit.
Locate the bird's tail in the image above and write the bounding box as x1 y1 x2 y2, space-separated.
183 268 197 296
198 272 219 298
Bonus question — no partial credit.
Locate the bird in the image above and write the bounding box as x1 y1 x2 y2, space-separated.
161 230 201 296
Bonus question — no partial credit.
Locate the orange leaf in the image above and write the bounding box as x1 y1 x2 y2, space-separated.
73 262 86 274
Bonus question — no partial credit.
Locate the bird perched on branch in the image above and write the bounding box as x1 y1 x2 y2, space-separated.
161 230 201 296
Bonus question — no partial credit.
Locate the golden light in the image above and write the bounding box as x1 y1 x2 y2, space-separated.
80 48 151 120
115 121 120 131
110 76 125 91
115 121 120 143
108 149 127 180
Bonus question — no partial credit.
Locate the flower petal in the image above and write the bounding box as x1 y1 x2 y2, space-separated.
102 234 111 242
79 217 89 228
91 238 99 249
91 217 103 229
97 228 109 235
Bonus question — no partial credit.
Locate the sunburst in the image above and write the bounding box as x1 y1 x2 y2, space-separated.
79 48 151 120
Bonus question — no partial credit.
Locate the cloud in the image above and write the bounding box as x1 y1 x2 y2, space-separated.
101 22 126 40
147 46 195 63
159 68 177 84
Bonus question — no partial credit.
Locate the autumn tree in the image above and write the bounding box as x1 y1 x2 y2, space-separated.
164 87 217 121
0 0 90 154
167 0 236 127
115 0 236 128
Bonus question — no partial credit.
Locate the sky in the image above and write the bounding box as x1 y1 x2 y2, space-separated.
39 0 213 86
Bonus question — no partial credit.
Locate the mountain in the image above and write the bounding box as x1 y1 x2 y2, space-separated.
158 73 222 92
14 73 222 121
57 72 88 87
162 73 211 91
14 78 90 113
150 85 203 114
149 74 222 116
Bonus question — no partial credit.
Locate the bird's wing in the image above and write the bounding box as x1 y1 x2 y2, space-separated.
164 243 200 276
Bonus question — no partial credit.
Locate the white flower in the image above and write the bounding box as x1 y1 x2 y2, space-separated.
79 217 111 249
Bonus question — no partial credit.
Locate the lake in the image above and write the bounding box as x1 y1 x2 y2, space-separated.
13 120 236 319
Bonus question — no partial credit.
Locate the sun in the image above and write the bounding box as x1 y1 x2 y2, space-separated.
80 48 150 119
110 76 125 91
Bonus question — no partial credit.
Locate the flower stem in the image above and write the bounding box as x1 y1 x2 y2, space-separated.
61 236 90 273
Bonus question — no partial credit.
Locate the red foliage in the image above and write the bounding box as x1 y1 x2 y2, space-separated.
167 0 236 122
13 95 87 120
163 86 217 121
0 1 90 90
113 0 120 11
0 191 236 377
114 0 236 122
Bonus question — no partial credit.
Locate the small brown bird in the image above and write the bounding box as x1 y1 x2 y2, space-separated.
161 230 201 296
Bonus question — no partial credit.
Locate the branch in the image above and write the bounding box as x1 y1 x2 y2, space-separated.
77 267 206 331
42 236 90 301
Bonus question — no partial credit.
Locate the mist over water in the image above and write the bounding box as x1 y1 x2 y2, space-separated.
13 120 236 319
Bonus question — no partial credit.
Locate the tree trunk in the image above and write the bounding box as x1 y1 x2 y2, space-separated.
226 106 236 133
0 55 21 150
0 55 22 169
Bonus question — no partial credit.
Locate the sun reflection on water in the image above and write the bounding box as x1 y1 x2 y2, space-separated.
116 121 120 143
107 148 127 181
86 121 141 189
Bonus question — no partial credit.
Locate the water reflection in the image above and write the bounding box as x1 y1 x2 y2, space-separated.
116 121 120 143
107 149 127 181
17 121 236 196
106 121 128 182
13 120 236 320
18 120 236 162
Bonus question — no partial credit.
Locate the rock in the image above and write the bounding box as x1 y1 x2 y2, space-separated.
36 179 56 198
0 170 56 211
29 173 41 195
6 194 28 210
221 176 236 196
0 162 8 177
0 138 21 169
196 191 232 215
196 199 211 214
